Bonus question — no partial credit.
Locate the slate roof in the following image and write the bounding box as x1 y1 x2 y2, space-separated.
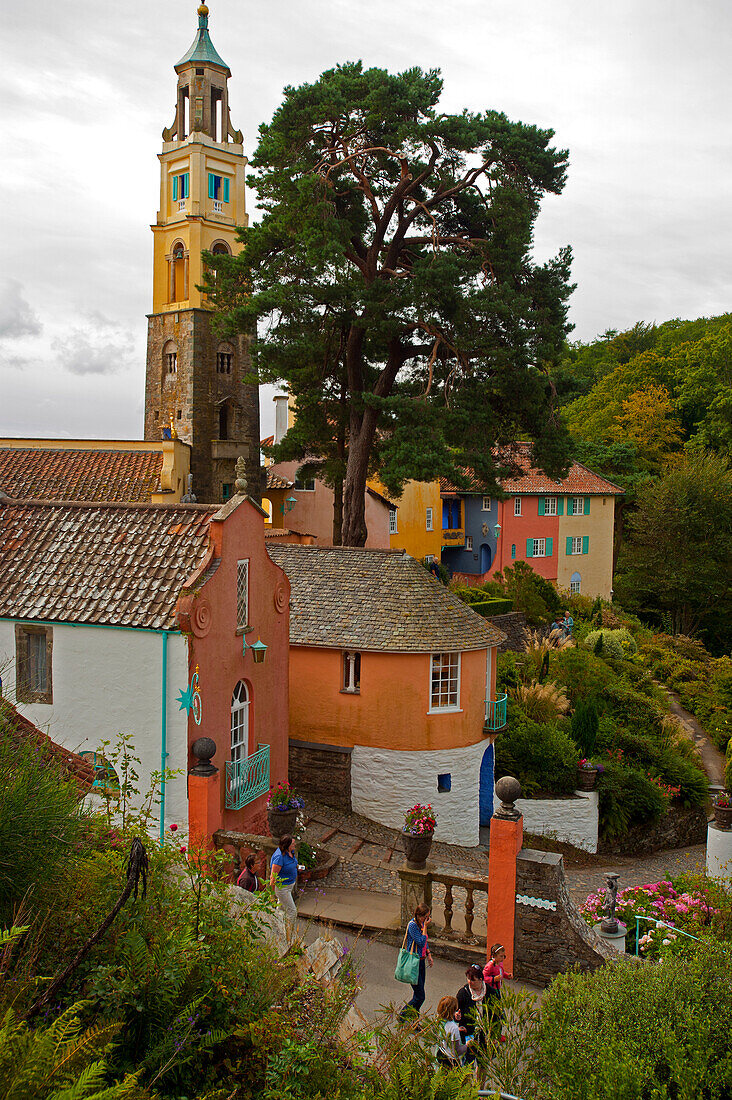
441 443 624 497
266 544 505 652
0 447 166 503
0 501 217 630
176 10 230 72
1 699 94 796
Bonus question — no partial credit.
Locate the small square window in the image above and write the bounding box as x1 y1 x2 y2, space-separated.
222 483 233 501
545 496 558 516
571 536 582 555
236 560 249 629
294 476 316 491
571 496 584 516
465 535 473 551
389 509 398 535
532 538 546 558
482 497 491 511
437 773 452 792
426 507 433 532
15 624 53 704
514 498 522 516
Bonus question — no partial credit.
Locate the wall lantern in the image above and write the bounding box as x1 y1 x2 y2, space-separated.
251 638 268 664
242 636 248 657
280 495 297 515
494 523 502 539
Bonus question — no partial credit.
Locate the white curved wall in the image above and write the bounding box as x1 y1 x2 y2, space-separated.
351 739 489 846
707 822 732 883
515 790 599 853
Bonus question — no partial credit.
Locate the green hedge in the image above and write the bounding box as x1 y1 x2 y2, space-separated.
469 597 514 617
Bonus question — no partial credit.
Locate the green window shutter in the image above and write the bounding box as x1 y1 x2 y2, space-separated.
582 535 589 555
558 498 564 516
546 537 553 557
511 544 516 559
538 497 545 516
223 177 230 203
208 173 215 199
183 172 189 198
526 539 533 558
584 497 591 515
172 175 178 200
566 536 573 556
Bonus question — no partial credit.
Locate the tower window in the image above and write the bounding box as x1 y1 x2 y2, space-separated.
172 172 189 202
166 352 177 374
208 174 230 203
217 346 234 374
196 67 204 76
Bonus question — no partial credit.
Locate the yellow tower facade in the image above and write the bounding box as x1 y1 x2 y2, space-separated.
144 4 261 504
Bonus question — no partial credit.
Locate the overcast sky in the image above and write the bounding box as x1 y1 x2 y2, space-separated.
2 0 731 440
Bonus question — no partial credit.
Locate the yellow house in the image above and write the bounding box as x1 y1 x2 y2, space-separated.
373 478 443 561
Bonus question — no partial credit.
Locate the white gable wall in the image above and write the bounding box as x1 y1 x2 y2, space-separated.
0 621 189 830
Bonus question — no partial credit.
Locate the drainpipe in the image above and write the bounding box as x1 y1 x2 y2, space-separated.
159 630 169 846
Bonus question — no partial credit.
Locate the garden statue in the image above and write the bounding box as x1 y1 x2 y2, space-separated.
600 873 620 934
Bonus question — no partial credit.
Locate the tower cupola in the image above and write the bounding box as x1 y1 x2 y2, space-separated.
163 3 242 144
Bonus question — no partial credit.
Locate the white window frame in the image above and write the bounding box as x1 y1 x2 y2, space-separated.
514 497 522 516
230 680 249 772
571 496 584 516
426 507 433 532
389 508 398 535
465 535 473 551
545 496 558 516
294 476 315 491
482 497 491 511
236 559 249 630
429 652 461 713
532 538 547 558
570 575 582 594
571 536 583 556
342 651 361 694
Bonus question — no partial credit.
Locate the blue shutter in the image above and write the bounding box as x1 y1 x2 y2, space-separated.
511 544 516 559
183 172 189 198
546 537 553 557
526 539 533 558
208 173 215 199
582 535 589 555
442 501 449 528
172 175 178 200
558 498 564 516
584 497 591 515
223 177 230 203
538 497 545 516
566 536 573 556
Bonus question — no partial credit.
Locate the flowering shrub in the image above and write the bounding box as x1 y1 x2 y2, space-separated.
266 781 304 812
577 758 596 770
403 803 437 834
581 878 726 957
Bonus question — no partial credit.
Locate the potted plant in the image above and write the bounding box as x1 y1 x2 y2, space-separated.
577 758 599 791
712 791 732 829
266 781 304 840
297 841 318 883
401 804 437 868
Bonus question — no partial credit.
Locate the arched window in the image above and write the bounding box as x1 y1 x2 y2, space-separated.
216 342 234 375
231 681 249 767
171 241 187 302
570 571 581 595
162 340 178 377
211 240 231 256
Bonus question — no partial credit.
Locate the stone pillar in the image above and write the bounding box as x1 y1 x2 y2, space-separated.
485 776 523 974
188 736 221 852
707 820 732 883
398 866 433 931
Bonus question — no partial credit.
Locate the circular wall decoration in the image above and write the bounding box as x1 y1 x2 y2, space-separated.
273 580 288 614
191 599 213 637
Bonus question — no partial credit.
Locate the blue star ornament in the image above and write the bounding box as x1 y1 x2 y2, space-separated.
177 684 196 714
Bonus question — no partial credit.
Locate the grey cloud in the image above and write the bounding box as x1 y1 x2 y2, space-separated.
51 325 134 376
0 280 42 339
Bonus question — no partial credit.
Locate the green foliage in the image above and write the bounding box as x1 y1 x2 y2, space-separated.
0 703 88 922
640 634 732 753
491 561 561 624
206 60 574 543
0 1003 151 1098
595 762 669 840
538 940 732 1099
583 628 637 660
550 647 615 704
495 708 578 797
466 597 513 617
570 699 599 757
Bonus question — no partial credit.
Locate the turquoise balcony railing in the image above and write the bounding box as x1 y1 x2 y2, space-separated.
225 744 270 810
484 693 508 732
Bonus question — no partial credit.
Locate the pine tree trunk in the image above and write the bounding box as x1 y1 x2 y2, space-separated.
341 425 372 546
332 479 343 545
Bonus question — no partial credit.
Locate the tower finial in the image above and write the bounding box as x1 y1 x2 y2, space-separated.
235 456 248 495
197 3 209 26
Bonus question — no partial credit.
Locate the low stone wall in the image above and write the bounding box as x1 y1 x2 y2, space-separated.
599 804 708 857
289 739 352 812
516 790 599 853
486 611 529 652
514 848 620 986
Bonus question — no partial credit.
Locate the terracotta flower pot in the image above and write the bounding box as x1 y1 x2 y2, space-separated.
713 803 732 829
402 829 434 869
267 807 299 840
577 767 598 792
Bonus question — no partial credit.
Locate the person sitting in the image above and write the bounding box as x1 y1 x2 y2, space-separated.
435 995 471 1067
561 610 574 638
236 853 259 892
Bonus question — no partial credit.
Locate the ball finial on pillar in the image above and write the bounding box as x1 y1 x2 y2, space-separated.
494 775 522 820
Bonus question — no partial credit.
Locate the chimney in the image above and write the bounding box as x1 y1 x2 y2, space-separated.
274 394 289 445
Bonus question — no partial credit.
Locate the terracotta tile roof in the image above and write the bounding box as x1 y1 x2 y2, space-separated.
1 698 94 795
266 544 505 652
260 435 275 448
264 528 315 539
0 447 165 502
266 469 293 491
0 501 217 630
440 443 624 496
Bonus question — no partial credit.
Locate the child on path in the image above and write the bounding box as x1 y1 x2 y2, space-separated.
435 995 471 1067
483 943 511 1040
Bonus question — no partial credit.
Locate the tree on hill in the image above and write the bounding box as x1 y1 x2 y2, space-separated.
614 451 732 640
207 61 574 544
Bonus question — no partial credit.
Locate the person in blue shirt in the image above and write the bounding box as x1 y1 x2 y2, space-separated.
269 834 299 932
398 903 433 1019
561 611 574 639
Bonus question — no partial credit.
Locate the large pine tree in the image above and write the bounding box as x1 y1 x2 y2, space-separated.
208 62 574 544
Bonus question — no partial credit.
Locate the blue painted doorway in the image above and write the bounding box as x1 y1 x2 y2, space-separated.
480 543 492 573
479 743 495 826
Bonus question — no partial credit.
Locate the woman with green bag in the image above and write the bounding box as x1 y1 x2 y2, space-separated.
397 904 433 1018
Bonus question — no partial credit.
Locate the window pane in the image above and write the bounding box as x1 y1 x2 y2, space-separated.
431 652 459 708
27 634 47 692
237 560 249 628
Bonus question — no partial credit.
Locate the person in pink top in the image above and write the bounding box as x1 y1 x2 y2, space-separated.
483 943 511 1040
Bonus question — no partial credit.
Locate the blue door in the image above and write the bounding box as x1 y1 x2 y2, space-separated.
480 543 492 573
479 743 495 826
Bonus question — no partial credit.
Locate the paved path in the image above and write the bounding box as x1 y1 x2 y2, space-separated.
659 684 726 787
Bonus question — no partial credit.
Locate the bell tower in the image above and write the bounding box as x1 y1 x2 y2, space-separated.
144 3 261 504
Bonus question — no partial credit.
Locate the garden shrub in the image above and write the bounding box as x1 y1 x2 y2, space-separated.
491 561 561 624
538 940 732 1099
495 709 578 797
570 698 599 757
550 647 615 705
583 628 638 660
513 681 570 724
467 597 513 616
602 682 663 729
596 761 668 840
